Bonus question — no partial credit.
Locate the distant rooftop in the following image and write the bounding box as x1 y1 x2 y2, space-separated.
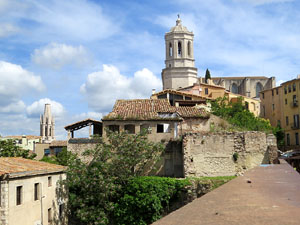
0 157 66 178
4 135 41 140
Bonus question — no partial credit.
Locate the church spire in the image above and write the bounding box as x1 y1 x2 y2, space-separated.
40 103 55 143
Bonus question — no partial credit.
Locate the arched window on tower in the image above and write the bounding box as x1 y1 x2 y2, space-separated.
256 82 263 97
231 83 238 94
169 43 173 57
178 41 182 57
187 41 191 56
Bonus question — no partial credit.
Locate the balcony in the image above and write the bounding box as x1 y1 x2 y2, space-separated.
291 99 298 107
291 124 300 130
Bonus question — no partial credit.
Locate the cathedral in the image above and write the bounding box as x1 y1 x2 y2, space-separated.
161 16 275 98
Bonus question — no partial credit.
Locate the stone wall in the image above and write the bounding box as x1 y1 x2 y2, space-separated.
67 138 100 162
0 181 8 225
183 131 278 177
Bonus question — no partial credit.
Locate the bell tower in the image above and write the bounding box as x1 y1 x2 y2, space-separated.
40 103 55 143
161 15 198 90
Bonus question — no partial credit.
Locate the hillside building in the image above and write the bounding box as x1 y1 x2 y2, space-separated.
260 76 300 149
0 157 66 225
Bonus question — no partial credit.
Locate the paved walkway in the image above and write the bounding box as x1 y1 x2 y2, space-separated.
153 160 300 225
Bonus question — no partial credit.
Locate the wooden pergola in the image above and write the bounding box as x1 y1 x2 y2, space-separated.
64 118 102 139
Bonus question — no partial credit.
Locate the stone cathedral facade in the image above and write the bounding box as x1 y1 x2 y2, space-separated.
40 103 55 143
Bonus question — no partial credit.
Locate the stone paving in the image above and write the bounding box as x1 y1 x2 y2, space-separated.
153 160 300 225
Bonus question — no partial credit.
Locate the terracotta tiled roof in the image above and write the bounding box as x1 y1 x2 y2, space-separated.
5 135 41 140
0 157 66 178
176 107 210 118
103 99 209 121
103 99 179 121
50 140 67 147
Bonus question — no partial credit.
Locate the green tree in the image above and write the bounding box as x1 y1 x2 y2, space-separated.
210 96 273 132
40 147 75 166
66 129 164 225
205 68 211 83
273 123 285 146
0 139 36 159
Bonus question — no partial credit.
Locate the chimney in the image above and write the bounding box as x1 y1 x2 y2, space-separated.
152 89 156 95
297 74 300 79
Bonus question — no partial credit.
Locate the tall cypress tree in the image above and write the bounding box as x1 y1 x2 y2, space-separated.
205 68 211 83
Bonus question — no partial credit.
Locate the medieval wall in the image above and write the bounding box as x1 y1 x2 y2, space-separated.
183 131 278 177
67 138 100 163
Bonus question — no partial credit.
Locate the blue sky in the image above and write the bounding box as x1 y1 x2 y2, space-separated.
1 0 300 139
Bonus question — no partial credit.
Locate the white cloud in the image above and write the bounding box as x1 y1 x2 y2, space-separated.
31 43 89 69
19 0 119 42
239 0 294 6
0 61 45 106
26 98 65 118
0 100 26 114
72 112 103 121
0 23 20 37
80 64 161 112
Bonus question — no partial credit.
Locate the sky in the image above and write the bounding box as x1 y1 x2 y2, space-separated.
1 0 300 139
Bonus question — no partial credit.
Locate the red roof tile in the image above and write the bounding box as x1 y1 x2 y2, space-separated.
0 157 66 178
103 99 209 121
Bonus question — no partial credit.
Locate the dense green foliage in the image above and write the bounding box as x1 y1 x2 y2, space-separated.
65 130 164 225
40 147 74 166
114 176 190 225
273 123 285 146
205 68 211 83
211 97 273 132
0 139 36 159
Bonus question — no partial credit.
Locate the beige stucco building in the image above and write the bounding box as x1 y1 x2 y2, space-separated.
1 135 41 152
0 158 67 225
260 76 300 149
260 86 283 127
102 99 210 143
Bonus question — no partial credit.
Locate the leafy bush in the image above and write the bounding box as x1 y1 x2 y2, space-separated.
65 130 164 225
210 97 273 132
114 176 190 225
0 139 36 159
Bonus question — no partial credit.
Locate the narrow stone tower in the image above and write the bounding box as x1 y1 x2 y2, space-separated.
161 15 198 90
40 103 55 143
